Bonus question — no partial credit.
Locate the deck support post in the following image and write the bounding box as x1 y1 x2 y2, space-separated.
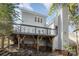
7 36 10 50
1 36 5 49
49 37 53 55
52 37 53 54
40 36 43 41
21 35 26 48
17 34 20 52
37 36 40 53
0 37 1 49
32 36 36 48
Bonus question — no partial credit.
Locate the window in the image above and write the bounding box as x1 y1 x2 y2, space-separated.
35 17 43 23
35 17 37 22
38 18 40 22
41 18 42 23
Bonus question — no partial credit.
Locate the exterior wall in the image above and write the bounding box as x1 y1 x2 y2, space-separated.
56 5 69 50
19 9 52 35
13 9 56 49
61 6 69 50
48 5 69 50
22 10 46 27
12 9 56 36
53 36 59 49
53 5 69 50
48 23 55 29
48 17 58 50
69 32 79 45
57 15 62 49
23 38 51 46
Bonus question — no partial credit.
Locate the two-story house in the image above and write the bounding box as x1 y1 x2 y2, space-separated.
13 8 56 52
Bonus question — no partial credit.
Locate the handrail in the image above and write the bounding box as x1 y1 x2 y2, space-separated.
13 23 56 30
13 23 56 36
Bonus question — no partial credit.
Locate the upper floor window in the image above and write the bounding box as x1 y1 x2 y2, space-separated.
38 18 40 22
41 18 42 23
35 16 43 23
35 17 37 22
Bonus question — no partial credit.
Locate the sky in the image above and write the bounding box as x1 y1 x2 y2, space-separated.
19 3 50 15
19 3 57 24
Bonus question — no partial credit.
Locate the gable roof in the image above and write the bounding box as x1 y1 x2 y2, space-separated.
20 8 48 18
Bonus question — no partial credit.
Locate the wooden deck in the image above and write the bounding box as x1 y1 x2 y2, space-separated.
11 23 57 53
12 32 55 37
0 23 57 55
13 23 57 37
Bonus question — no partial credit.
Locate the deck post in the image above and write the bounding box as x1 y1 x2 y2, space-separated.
47 29 48 35
7 36 10 49
0 37 1 49
35 27 36 34
37 36 39 53
22 35 26 48
40 36 43 41
17 34 20 52
1 35 5 49
49 37 53 55
32 36 36 48
52 37 53 54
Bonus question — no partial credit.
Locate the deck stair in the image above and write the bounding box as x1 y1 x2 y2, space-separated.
0 49 11 56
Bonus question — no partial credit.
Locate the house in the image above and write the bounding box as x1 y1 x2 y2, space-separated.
13 5 70 52
12 8 57 52
14 8 56 36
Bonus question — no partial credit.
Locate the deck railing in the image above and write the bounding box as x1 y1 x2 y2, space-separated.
13 23 57 36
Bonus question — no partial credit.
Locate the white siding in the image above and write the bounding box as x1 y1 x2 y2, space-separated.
22 11 46 27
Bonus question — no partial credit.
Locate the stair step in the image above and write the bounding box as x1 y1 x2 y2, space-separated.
2 52 9 56
0 49 3 52
7 54 11 56
0 49 11 56
0 50 7 55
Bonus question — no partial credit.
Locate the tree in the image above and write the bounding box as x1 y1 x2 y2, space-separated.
67 4 79 55
0 3 19 49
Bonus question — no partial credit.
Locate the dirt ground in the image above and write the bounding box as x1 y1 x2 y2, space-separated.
6 45 76 56
0 38 76 56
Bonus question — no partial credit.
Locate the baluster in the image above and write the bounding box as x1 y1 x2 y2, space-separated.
47 29 48 35
20 25 21 32
24 26 25 33
35 27 36 34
